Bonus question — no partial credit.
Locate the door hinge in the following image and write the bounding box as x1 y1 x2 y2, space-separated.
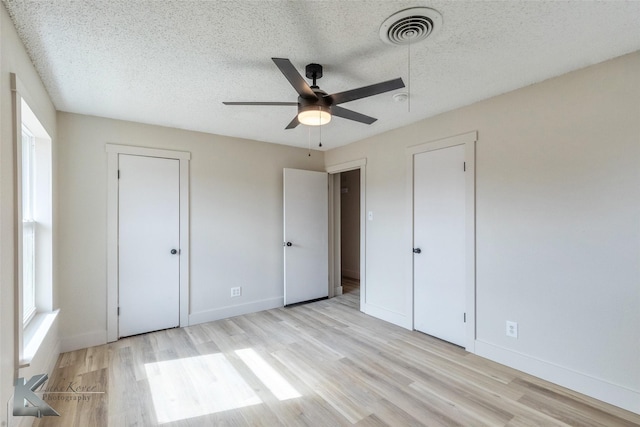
463 162 466 172
118 170 120 179
464 312 466 323
117 307 120 316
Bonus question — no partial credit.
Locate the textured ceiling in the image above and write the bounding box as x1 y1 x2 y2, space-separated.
4 1 640 150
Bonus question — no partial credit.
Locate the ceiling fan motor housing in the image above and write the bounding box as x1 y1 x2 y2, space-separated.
299 86 331 106
298 88 330 105
298 88 332 113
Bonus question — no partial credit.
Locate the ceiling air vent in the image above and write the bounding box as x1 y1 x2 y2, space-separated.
379 7 443 45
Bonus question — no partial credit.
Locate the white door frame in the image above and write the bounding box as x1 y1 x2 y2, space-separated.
327 159 366 310
406 131 477 352
106 144 190 342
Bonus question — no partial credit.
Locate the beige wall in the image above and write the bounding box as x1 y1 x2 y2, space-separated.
56 113 325 349
1 3 59 425
325 51 640 413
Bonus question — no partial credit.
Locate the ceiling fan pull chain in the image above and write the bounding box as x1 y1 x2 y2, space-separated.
318 108 323 148
308 126 311 156
408 38 412 113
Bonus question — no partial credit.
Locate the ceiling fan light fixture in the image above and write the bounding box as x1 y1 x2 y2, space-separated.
298 105 331 126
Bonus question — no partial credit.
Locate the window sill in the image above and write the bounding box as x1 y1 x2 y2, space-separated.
20 309 59 368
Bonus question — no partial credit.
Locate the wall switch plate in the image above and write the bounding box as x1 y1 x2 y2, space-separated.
368 211 374 221
506 320 518 338
231 287 241 298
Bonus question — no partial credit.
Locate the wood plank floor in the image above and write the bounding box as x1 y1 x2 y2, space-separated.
34 283 639 426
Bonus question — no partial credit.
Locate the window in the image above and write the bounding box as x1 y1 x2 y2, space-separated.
22 125 36 325
12 72 57 365
17 98 53 327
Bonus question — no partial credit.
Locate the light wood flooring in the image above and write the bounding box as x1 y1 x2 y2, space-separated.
34 283 639 426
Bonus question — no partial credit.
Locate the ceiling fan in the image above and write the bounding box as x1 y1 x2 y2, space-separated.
223 58 405 129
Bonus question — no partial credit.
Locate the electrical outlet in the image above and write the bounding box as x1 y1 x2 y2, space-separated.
506 321 518 338
230 287 241 298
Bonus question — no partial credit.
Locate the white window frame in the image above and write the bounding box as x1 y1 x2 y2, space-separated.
21 125 37 325
12 73 57 367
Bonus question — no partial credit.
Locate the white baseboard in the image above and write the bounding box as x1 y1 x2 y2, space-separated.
189 297 284 326
362 302 412 330
45 338 61 376
15 410 32 427
341 269 360 280
61 298 284 352
474 340 640 415
60 330 107 353
11 340 61 427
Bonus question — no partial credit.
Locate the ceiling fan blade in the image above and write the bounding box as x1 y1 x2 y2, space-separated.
223 102 298 106
328 78 405 105
331 106 377 125
285 115 300 129
272 58 318 100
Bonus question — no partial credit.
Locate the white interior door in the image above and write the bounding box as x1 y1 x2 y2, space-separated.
119 154 180 337
413 145 466 346
284 168 328 305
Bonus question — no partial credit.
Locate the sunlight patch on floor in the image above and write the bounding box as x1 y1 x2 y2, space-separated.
235 348 301 401
145 353 261 424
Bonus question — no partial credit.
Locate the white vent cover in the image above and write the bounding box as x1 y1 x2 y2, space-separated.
379 7 443 45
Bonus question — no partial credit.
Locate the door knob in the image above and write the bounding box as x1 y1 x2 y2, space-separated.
285 242 292 247
413 248 421 254
171 249 178 255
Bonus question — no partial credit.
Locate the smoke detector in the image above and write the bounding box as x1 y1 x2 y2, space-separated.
379 7 443 46
393 92 408 102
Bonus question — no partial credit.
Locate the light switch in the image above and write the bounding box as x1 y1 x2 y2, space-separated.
368 211 374 221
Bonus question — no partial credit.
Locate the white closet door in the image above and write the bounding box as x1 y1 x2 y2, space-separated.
119 154 180 337
413 145 466 346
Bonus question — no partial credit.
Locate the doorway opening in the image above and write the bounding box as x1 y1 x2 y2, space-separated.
327 158 366 312
339 169 360 303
